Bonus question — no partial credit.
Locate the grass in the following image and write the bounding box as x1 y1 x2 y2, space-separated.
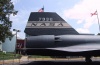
0 51 50 60
28 55 50 58
0 52 22 60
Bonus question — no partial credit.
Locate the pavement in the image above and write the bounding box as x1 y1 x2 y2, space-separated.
0 56 100 65
20 61 100 65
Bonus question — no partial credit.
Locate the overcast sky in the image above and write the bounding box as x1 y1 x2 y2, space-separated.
11 0 100 39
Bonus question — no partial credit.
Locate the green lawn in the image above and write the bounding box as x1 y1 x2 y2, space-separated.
0 52 50 60
0 52 21 60
28 55 50 58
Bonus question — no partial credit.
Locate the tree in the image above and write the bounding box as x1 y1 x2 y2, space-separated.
0 0 18 42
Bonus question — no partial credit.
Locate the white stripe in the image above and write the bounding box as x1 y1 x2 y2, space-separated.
47 44 100 52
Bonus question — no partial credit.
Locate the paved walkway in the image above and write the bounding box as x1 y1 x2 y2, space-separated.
0 56 100 65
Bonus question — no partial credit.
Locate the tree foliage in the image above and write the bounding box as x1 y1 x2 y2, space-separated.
0 0 18 42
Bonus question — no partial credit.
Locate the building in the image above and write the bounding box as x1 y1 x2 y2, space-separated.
2 36 25 53
2 36 16 52
16 38 24 54
24 12 78 37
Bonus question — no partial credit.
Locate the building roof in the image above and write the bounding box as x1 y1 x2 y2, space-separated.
28 12 65 21
24 12 79 36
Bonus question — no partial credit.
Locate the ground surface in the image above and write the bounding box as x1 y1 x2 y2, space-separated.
0 57 100 65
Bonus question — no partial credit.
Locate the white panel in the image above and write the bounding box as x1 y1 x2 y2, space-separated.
2 36 16 52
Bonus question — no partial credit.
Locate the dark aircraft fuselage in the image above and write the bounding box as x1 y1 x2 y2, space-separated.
26 35 100 56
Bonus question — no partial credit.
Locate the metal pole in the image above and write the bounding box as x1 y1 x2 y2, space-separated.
14 31 17 59
14 31 17 65
16 31 17 54
96 10 100 32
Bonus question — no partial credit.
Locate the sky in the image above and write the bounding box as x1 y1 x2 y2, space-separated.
10 0 100 39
